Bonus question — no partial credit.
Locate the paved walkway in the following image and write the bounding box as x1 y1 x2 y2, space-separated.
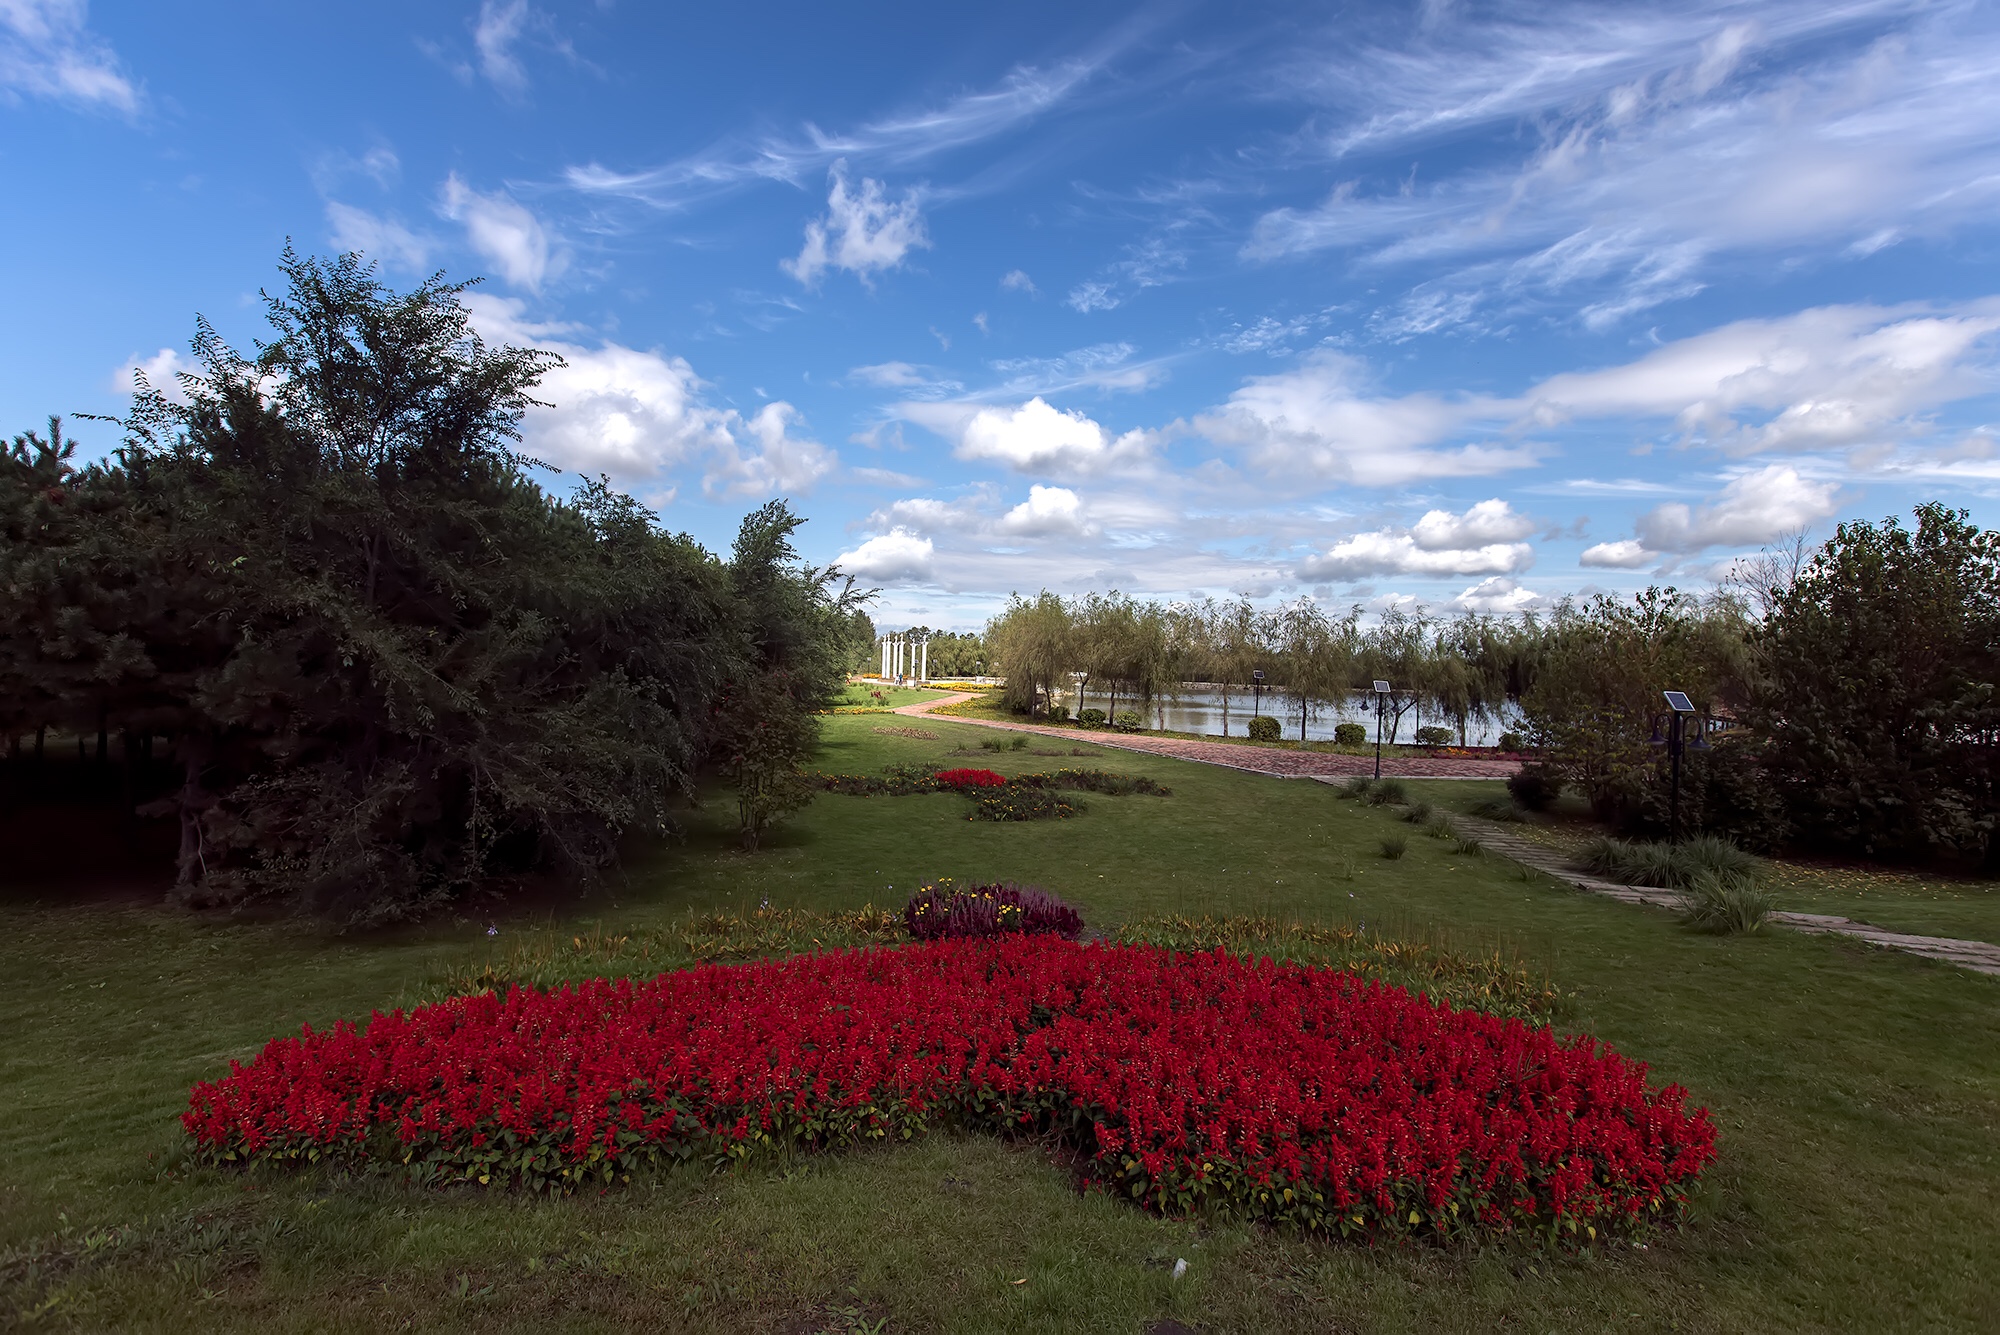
895 694 1522 779
1424 805 2000 978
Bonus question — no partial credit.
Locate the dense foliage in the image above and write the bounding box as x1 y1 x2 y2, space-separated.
184 937 1715 1243
0 254 857 920
1755 505 2000 868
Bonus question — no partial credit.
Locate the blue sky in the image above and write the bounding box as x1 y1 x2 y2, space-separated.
5 1 2000 629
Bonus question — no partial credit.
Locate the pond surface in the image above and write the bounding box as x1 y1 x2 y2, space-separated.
1062 687 1520 746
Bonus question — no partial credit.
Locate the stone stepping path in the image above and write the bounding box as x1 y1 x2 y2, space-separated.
895 695 1521 779
1417 804 2000 979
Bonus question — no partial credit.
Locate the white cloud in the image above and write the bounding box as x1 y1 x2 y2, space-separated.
905 397 1152 478
1633 464 1840 552
1251 5 2000 326
985 342 1168 398
0 0 137 112
1451 576 1548 615
564 60 1097 208
996 485 1090 537
114 346 195 403
1001 269 1037 294
1066 282 1118 313
1194 351 1535 486
440 174 563 291
1297 527 1533 581
783 162 928 287
1410 498 1536 550
849 361 929 388
326 202 430 270
1524 301 2000 452
1579 539 1652 568
473 0 531 94
706 402 838 498
464 294 833 498
835 528 936 583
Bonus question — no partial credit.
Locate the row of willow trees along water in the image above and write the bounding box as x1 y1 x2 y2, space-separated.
1 253 873 924
983 515 2000 870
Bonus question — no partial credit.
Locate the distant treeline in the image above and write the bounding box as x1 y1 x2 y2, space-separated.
984 511 2000 867
1 253 865 923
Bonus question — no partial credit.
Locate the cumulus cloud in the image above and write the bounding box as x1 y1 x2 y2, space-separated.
1633 464 1840 553
0 0 138 113
1194 351 1534 486
706 402 837 498
441 174 563 291
464 294 833 498
1450 576 1548 615
1297 527 1534 581
903 397 1152 478
326 202 430 270
1579 539 1652 569
114 346 196 403
1000 269 1037 294
783 162 928 287
996 485 1090 537
1410 498 1536 550
835 528 936 583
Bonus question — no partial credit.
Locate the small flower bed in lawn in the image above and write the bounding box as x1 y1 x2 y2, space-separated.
904 879 1084 940
186 938 1715 1246
932 767 1008 791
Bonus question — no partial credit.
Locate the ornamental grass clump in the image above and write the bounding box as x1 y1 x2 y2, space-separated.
1366 779 1409 806
1678 872 1775 935
185 936 1716 1246
903 879 1084 941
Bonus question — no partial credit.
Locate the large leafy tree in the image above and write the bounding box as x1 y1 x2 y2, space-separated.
1 251 845 921
1757 505 2000 866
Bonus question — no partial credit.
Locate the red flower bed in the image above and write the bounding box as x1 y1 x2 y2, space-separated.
183 939 1714 1244
932 767 1007 790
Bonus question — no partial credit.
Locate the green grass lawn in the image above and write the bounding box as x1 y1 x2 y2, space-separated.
829 682 952 711
1419 783 2000 945
3 714 1998 1331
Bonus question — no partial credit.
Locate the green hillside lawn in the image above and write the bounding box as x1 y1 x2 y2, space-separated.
2 713 1996 1331
829 683 953 711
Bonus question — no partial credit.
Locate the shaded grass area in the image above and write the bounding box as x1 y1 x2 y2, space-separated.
1 716 1997 1330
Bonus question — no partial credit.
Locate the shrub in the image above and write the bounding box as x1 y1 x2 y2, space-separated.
1010 735 1028 750
1507 766 1562 811
903 879 1084 941
1679 872 1774 934
1496 731 1526 753
968 787 1078 821
1013 769 1172 797
1415 726 1454 747
980 737 1006 751
185 937 1716 1242
1365 778 1408 806
1046 704 1070 722
1114 711 1143 733
1380 835 1408 859
1246 715 1282 742
1334 722 1368 746
1576 834 1759 892
1077 708 1108 727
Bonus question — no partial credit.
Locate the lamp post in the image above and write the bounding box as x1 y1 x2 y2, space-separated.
1373 680 1392 780
1252 669 1265 721
1659 690 1698 841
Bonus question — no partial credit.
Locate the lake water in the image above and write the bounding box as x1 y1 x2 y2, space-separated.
1063 686 1519 746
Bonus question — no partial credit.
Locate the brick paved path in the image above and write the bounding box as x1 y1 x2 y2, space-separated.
895 693 1521 780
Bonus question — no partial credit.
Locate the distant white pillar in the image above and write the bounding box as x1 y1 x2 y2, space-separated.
881 638 889 678
920 638 929 682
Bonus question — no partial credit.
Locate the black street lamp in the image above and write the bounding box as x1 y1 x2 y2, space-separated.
1658 690 1700 841
1251 669 1265 720
1373 680 1392 779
